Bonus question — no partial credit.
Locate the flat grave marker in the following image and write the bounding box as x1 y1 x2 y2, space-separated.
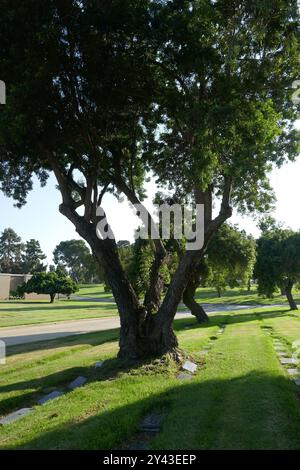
177 373 193 381
68 376 87 390
38 391 63 405
94 361 104 369
280 358 297 365
0 408 32 425
287 368 299 376
182 360 197 374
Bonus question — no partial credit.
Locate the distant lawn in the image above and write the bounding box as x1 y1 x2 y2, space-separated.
76 284 114 299
192 286 300 306
1 307 300 449
0 298 117 329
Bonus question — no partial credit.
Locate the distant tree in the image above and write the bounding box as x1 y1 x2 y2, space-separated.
255 229 300 310
21 239 47 273
258 216 283 234
182 225 256 321
19 272 78 303
0 228 24 273
53 240 96 283
206 225 257 297
55 264 69 278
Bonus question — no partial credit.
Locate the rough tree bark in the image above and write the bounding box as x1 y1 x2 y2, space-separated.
182 259 209 322
285 279 298 311
50 293 55 303
182 275 209 322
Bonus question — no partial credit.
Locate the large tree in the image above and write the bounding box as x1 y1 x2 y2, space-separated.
0 1 299 360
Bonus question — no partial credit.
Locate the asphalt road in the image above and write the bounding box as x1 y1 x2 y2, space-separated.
0 303 289 347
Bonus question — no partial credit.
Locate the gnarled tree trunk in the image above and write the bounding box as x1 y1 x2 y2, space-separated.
182 267 208 323
56 166 232 361
285 279 298 310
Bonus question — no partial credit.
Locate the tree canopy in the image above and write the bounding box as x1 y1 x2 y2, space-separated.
53 239 98 282
0 228 23 273
21 239 47 274
205 224 256 296
255 227 300 310
0 1 299 359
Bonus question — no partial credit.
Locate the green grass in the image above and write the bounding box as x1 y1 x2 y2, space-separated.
0 283 116 328
1 284 299 329
76 283 114 299
192 286 300 306
0 299 117 328
1 307 300 449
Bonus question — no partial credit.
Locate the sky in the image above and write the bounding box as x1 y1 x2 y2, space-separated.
0 155 300 265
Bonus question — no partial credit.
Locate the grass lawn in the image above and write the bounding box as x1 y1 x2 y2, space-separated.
1 284 299 329
0 299 117 328
0 284 116 328
192 286 300 306
1 307 300 449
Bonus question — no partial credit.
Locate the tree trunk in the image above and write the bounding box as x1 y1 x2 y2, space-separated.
285 279 298 310
182 274 208 323
50 293 55 303
57 175 232 361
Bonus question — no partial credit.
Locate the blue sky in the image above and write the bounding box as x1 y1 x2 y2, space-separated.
0 158 300 265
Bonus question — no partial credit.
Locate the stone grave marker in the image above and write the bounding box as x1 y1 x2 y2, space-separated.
280 358 297 365
0 408 32 425
182 360 197 374
177 373 193 380
287 368 299 376
94 361 104 369
38 390 63 405
68 376 87 390
140 411 166 432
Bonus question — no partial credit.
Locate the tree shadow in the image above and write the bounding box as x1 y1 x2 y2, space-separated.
179 309 298 331
2 371 300 450
0 355 168 417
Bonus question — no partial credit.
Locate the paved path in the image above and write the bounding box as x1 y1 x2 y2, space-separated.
0 303 293 347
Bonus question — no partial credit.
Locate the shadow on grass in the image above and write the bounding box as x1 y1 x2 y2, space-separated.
0 354 170 417
2 372 300 450
0 308 296 418
175 309 297 331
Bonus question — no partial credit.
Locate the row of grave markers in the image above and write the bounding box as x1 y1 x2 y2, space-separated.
127 324 226 450
177 325 225 381
0 361 104 426
273 337 300 386
0 324 228 426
